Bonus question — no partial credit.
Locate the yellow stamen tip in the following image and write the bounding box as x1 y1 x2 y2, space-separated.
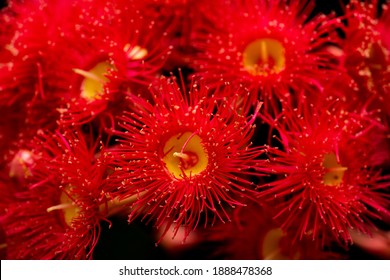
46 203 73 213
73 68 101 82
173 152 190 160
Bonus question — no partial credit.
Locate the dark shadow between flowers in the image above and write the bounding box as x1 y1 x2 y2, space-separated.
93 216 213 260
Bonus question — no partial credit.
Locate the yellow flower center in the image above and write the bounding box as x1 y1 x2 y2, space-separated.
47 189 80 227
242 38 285 76
162 132 208 179
323 153 347 187
72 45 147 102
73 62 112 102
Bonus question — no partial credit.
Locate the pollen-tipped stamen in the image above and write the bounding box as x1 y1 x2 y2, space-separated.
46 203 73 212
173 152 190 160
99 193 144 217
74 62 112 102
73 69 101 82
124 44 148 60
46 189 80 227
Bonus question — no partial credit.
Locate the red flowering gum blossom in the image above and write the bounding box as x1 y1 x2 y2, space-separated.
191 0 343 114
340 0 390 106
57 0 174 128
204 202 339 259
256 98 390 246
0 129 116 259
0 0 172 134
111 77 265 242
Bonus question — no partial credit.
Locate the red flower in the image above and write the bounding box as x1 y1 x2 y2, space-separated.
340 0 390 110
192 0 342 114
112 77 264 242
257 98 390 245
0 0 172 139
0 129 115 259
58 0 173 128
204 202 337 259
0 0 90 154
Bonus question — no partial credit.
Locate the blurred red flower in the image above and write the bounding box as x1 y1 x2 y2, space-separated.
192 0 343 114
0 129 114 259
257 97 390 245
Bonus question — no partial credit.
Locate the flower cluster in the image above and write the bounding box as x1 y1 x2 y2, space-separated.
0 0 389 259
